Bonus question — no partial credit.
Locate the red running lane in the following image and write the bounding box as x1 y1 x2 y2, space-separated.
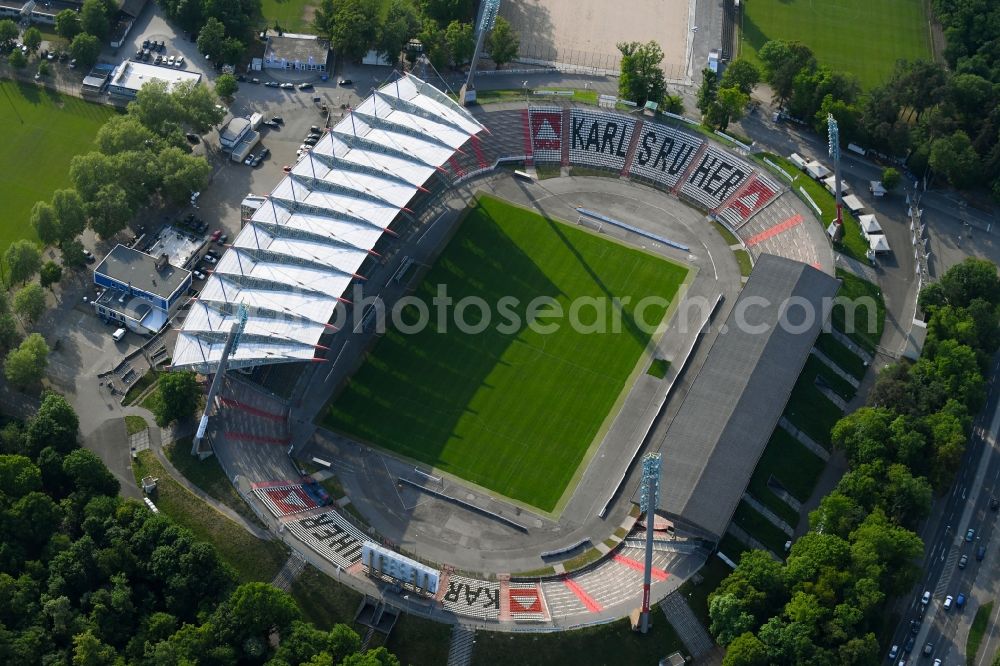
744 213 803 247
218 397 286 421
613 554 670 581
563 578 603 612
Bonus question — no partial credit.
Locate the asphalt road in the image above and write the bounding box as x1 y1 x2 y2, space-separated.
885 355 1000 663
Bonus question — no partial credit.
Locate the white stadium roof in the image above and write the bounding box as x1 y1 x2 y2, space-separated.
172 74 484 373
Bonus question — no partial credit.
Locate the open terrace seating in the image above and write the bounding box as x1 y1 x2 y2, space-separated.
440 575 501 620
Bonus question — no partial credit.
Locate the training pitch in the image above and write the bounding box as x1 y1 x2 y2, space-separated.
740 0 931 89
0 79 114 253
323 195 690 512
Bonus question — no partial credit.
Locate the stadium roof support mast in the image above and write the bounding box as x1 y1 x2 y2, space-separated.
190 303 248 456
459 0 501 106
826 114 845 242
638 452 662 634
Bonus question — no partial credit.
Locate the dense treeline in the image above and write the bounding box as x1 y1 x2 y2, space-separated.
743 29 1000 197
710 259 1000 665
0 393 399 665
158 0 261 67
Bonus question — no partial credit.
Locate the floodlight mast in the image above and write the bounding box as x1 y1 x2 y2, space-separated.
191 303 249 455
460 0 501 105
828 114 843 228
639 452 662 634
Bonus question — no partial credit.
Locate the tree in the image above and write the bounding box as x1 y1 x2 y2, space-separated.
723 632 770 666
721 59 761 96
697 68 719 116
757 40 816 105
319 0 380 62
72 629 118 666
215 73 238 99
5 240 41 285
196 18 226 63
444 20 474 67
30 201 60 247
662 93 684 114
88 184 133 239
51 189 87 244
169 80 225 133
487 16 519 70
55 9 83 40
39 262 63 290
417 19 450 70
710 593 758 645
5 333 49 389
927 258 1000 309
13 283 46 324
0 314 20 353
617 40 666 106
22 27 42 54
70 33 101 69
96 115 159 156
930 130 981 189
219 37 245 66
376 0 420 65
8 48 26 69
26 391 79 457
80 0 110 41
0 19 17 47
709 87 749 130
158 148 212 207
831 407 894 466
38 61 51 77
421 0 473 25
153 371 201 426
62 449 119 498
881 167 901 190
61 239 88 271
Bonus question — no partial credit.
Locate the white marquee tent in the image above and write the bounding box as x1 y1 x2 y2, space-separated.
171 74 484 373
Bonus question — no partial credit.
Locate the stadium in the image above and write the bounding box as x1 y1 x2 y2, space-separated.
170 73 841 636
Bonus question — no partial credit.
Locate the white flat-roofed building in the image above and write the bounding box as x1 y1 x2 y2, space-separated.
171 74 485 373
263 33 329 72
108 60 202 99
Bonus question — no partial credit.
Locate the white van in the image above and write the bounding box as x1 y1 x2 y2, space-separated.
112 328 127 342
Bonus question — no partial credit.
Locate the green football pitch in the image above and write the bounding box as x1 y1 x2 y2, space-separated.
323 196 690 512
0 79 115 252
740 0 932 89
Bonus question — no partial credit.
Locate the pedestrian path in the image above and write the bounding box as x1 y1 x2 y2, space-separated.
659 590 716 659
446 625 476 666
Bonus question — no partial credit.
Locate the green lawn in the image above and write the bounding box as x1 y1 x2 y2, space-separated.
324 195 689 512
646 358 671 379
740 0 931 89
471 617 686 666
261 0 317 33
747 428 826 526
289 564 363 630
967 601 994 664
815 332 868 379
832 268 885 354
0 79 115 254
163 439 264 528
733 501 790 555
783 382 843 449
131 450 288 583
733 249 753 277
801 354 857 402
124 415 147 435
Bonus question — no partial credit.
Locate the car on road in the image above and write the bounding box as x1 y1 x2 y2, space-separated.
298 82 313 90
904 636 915 653
923 642 933 656
338 78 352 86
967 528 976 542
280 82 294 89
943 595 953 610
977 544 986 560
909 620 919 634
244 154 255 166
959 554 969 568
956 593 966 608
920 591 931 606
933 659 941 666
888 645 899 660
265 81 279 87
991 496 999 511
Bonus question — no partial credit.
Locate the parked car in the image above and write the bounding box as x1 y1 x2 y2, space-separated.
307 131 321 140
192 270 205 280
142 39 150 49
244 153 255 166
83 249 95 264
959 554 969 569
920 591 931 606
175 56 184 68
967 528 976 542
956 593 967 608
202 254 217 264
216 234 228 245
310 125 321 133
943 595 953 611
263 120 280 128
271 116 284 124
338 78 352 86
909 620 919 635
304 137 318 146
977 545 986 561
210 229 222 241
282 165 292 172
167 55 176 66
923 642 933 657
904 636 915 653
205 250 219 259
280 82 294 89
297 82 313 90
250 77 260 84
265 81 279 87
888 645 899 660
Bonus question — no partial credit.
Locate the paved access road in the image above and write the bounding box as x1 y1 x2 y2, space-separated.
885 356 1000 663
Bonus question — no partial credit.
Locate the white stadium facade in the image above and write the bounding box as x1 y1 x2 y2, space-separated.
171 74 485 373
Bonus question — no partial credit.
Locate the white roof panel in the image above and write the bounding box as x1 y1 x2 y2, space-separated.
173 74 482 373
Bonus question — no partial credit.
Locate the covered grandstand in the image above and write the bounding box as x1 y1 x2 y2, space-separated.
653 255 840 542
171 74 485 373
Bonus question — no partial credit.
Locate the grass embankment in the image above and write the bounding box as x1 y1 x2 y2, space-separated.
471 617 685 666
324 195 689 512
967 601 994 663
131 450 287 583
733 501 790 555
746 428 826 526
815 332 868 379
831 268 885 354
290 564 364 629
125 415 147 435
163 438 263 527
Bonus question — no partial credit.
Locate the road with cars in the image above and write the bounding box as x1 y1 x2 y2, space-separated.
886 355 1000 664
